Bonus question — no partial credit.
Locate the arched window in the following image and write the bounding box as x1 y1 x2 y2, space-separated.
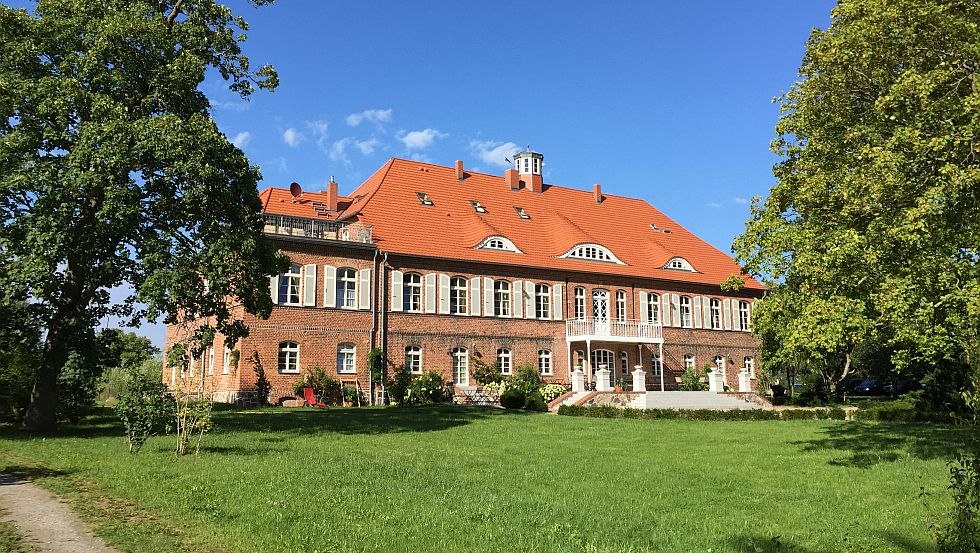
663 257 695 272
278 341 299 373
494 281 511 316
616 290 626 322
647 293 660 323
405 345 422 374
710 299 721 329
278 263 302 305
679 296 692 327
574 287 586 319
739 301 751 331
451 347 469 385
744 356 754 378
538 350 552 376
651 353 662 376
683 354 695 371
450 276 468 315
560 243 622 264
336 268 357 309
497 348 512 375
591 349 615 372
403 273 422 312
476 235 521 253
337 343 356 373
714 355 726 371
535 284 551 319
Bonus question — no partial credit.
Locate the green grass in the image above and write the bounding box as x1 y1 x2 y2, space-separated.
0 406 970 553
0 509 33 553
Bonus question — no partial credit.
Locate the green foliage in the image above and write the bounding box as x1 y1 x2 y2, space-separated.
499 388 526 410
342 386 363 406
509 363 543 395
482 380 507 400
404 371 448 405
291 368 342 406
934 455 980 553
678 366 707 391
368 348 384 386
249 351 271 406
853 395 952 423
115 375 176 453
557 404 847 421
539 384 567 403
385 364 413 405
174 396 214 456
470 357 503 385
0 346 37 423
523 391 547 412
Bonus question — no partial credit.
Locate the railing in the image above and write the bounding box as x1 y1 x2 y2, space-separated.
566 319 663 340
262 214 373 244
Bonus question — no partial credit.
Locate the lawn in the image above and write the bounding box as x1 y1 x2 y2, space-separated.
0 406 970 553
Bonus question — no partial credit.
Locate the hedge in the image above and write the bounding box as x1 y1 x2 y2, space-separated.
556 404 847 421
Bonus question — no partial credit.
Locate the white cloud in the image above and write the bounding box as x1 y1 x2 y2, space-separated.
469 140 520 168
409 152 433 163
706 202 722 209
282 128 303 147
329 138 352 163
346 108 393 127
733 197 749 205
354 138 381 155
399 128 446 150
231 131 251 149
306 120 329 149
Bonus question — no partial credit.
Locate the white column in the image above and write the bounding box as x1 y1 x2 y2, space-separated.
572 369 585 393
566 341 573 382
632 367 646 393
708 369 725 392
738 368 752 392
585 339 592 385
658 342 665 392
596 368 612 392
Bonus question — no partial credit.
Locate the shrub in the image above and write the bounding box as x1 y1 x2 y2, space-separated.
499 388 526 410
510 363 543 395
292 368 343 406
678 366 707 391
385 364 413 405
471 357 503 385
115 376 176 453
852 396 951 423
250 351 272 405
934 455 980 553
524 391 547 412
539 383 567 403
343 385 364 405
483 380 507 400
405 371 448 405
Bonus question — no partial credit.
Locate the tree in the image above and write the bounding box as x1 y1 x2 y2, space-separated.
0 0 285 432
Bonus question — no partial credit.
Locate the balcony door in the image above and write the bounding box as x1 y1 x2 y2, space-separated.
592 289 610 335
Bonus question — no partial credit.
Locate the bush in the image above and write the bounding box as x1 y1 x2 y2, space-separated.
250 351 272 405
483 380 507 400
852 396 951 423
524 391 547 412
934 455 980 553
499 388 526 410
678 366 707 391
57 351 103 422
291 368 343 406
385 364 413 405
471 358 503 385
115 376 176 454
405 371 448 405
343 385 364 405
510 363 543 395
0 348 37 423
539 383 567 403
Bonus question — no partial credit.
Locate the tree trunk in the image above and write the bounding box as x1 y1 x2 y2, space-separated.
22 321 68 433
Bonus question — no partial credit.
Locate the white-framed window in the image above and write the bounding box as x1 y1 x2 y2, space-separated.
663 257 695 272
683 354 695 371
497 348 512 375
336 268 357 309
619 351 629 375
188 353 195 377
451 347 468 385
403 273 422 312
744 356 755 378
535 284 551 319
494 280 511 316
405 345 422 374
679 296 692 327
710 299 721 329
278 341 299 373
616 290 626 322
647 293 660 323
575 350 586 370
337 343 356 373
222 345 231 375
651 353 662 376
739 301 751 331
278 263 303 305
477 235 521 253
206 346 215 376
714 355 726 371
591 349 615 372
538 350 552 376
450 276 468 315
560 243 623 264
574 287 586 319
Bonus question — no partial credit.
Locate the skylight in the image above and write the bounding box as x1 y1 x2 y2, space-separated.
559 243 623 264
663 257 695 272
416 192 433 206
514 206 530 220
470 200 487 214
476 235 522 253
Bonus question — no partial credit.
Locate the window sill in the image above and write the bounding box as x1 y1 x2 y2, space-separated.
279 370 300 374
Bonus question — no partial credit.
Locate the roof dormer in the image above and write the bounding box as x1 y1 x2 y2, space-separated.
663 257 696 272
559 243 623 264
476 235 522 253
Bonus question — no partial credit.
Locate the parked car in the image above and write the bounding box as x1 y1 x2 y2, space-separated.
883 379 921 395
853 379 885 395
839 378 864 394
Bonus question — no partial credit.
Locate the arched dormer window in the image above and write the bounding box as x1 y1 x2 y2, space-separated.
476 235 522 253
559 243 623 264
663 257 696 272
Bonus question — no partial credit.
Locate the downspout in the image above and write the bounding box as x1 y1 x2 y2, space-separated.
369 249 379 405
379 251 390 404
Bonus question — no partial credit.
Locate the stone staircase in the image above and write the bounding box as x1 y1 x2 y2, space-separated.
630 391 761 410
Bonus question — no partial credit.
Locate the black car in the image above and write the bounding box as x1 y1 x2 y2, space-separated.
839 378 864 394
853 379 885 395
883 379 921 395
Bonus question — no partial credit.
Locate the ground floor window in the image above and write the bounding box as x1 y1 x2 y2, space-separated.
683 354 695 371
744 356 754 378
337 343 356 373
405 346 422 374
714 355 726 371
591 349 615 371
538 350 552 375
651 353 662 376
278 342 299 373
498 348 512 376
619 351 629 375
452 347 469 385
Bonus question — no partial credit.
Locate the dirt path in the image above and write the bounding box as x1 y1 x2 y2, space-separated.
0 473 119 553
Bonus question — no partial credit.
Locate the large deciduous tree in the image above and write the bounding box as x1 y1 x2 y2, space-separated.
0 0 284 432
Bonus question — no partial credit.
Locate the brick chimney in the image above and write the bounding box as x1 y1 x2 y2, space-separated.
513 148 544 193
326 176 338 211
455 160 464 181
505 169 520 191
593 183 603 204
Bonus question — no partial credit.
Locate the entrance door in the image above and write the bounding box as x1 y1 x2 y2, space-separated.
590 349 615 387
593 289 610 335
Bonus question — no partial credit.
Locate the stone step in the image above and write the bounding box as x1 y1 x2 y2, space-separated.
631 391 761 410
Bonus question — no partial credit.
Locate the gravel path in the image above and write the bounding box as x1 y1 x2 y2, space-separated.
0 473 119 553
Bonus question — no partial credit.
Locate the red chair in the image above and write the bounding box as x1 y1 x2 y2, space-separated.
302 387 326 407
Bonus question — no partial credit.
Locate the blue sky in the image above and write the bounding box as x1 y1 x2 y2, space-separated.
24 1 840 346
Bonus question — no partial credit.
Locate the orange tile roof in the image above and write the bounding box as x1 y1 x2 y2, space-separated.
260 158 764 291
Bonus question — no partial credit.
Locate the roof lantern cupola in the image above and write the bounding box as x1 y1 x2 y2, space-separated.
513 147 544 193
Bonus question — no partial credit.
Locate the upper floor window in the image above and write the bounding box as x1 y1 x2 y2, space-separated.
497 348 512 376
710 299 721 329
405 346 423 374
337 343 356 373
477 235 521 253
403 273 422 312
278 264 303 305
535 284 551 319
647 293 660 324
278 341 299 373
738 301 751 331
494 281 511 316
663 257 695 272
450 277 468 315
574 287 586 319
538 350 552 376
679 296 692 327
616 290 626 322
560 243 623 264
337 268 357 309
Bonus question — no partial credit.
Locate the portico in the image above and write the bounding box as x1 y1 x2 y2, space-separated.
565 317 665 391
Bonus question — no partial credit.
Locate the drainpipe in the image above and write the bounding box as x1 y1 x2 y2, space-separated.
369 248 380 405
379 251 390 404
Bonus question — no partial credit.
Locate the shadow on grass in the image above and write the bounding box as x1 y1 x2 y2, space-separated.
0 464 70 485
794 422 974 469
726 531 932 553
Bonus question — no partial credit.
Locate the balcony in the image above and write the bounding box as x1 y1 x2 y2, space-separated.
565 318 663 343
262 214 373 245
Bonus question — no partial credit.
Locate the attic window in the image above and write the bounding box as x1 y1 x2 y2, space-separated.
560 243 623 264
663 257 695 272
514 206 530 220
416 192 434 206
470 200 487 214
476 235 522 253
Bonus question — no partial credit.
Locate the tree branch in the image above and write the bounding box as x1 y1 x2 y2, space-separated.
166 0 186 29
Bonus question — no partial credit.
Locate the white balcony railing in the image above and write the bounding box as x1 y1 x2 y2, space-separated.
262 214 373 244
565 319 663 342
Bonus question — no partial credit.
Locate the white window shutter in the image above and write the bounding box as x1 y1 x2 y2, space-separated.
639 292 649 323
702 297 712 328
358 268 371 310
661 294 671 326
439 274 450 314
723 299 732 330
693 296 702 328
483 277 493 316
512 281 523 318
670 294 681 328
552 284 563 320
391 270 403 312
323 265 337 308
469 277 481 316
270 275 279 305
524 281 535 319
303 264 317 306
424 273 437 313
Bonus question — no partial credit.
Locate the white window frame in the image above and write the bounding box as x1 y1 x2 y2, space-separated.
663 257 695 272
574 287 586 319
616 290 626 322
535 284 551 319
279 264 303 305
648 293 660 323
451 347 469 385
744 356 755 378
739 301 751 331
450 276 468 315
683 354 695 371
336 268 357 309
619 351 629 375
714 355 726 371
476 235 522 253
222 345 231 375
710 298 722 329
206 346 215 376
403 273 422 312
538 350 552 376
591 349 615 371
497 348 512 376
337 343 356 374
679 296 693 328
494 280 511 316
404 345 422 374
559 243 623 264
278 341 300 374
651 353 662 376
